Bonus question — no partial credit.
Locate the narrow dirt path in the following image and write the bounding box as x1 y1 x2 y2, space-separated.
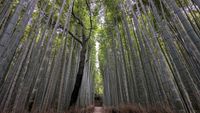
93 107 104 113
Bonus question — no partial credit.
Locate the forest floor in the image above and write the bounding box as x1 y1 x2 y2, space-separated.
92 104 175 113
93 107 104 113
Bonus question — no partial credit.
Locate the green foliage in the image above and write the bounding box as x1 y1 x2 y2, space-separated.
95 70 103 95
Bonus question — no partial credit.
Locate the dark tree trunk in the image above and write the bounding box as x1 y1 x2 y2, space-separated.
69 41 87 108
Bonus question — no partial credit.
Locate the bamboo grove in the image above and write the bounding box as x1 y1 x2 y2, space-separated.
0 0 97 112
100 0 200 113
0 0 200 113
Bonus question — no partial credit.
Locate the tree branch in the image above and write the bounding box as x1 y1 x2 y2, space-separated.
85 0 93 41
72 7 85 27
68 30 83 45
